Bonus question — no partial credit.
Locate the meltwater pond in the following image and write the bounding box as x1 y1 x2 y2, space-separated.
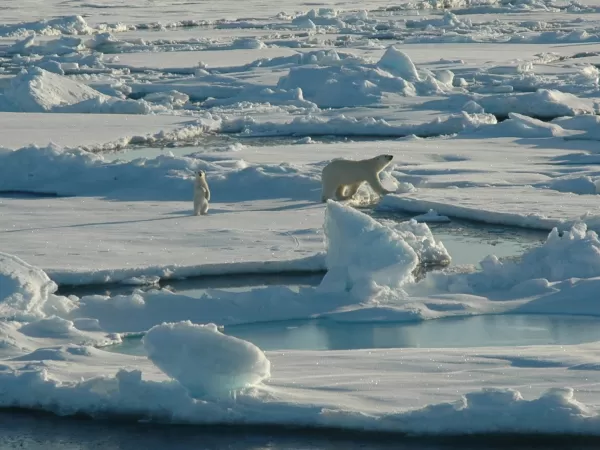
104 314 600 356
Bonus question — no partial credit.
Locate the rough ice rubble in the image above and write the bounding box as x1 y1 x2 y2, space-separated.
0 16 96 37
276 46 457 108
376 218 450 265
417 222 600 298
1 68 150 114
224 112 497 138
143 321 270 398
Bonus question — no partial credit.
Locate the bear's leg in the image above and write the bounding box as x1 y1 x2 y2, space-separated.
200 201 209 215
339 182 362 200
335 185 347 200
193 198 201 216
365 174 393 196
321 179 338 202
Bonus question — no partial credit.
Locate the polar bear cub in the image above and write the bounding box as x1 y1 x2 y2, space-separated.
321 154 394 202
193 170 211 216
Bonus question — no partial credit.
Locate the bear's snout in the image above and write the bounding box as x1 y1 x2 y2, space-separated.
385 154 393 160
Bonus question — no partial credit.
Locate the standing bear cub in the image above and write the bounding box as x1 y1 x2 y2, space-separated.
321 154 395 202
193 170 211 216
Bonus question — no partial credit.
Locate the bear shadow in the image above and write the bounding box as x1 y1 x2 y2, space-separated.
167 208 230 216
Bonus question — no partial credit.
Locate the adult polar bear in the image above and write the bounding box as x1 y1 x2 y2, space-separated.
321 154 395 202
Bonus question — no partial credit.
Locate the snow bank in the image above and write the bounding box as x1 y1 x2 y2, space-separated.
2 68 150 114
319 201 418 296
143 321 270 398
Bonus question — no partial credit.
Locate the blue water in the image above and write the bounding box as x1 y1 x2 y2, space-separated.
104 314 600 356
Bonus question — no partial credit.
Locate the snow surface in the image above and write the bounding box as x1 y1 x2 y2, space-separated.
6 0 600 437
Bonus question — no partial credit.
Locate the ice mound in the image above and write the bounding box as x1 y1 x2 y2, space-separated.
377 46 420 82
320 201 419 296
475 89 597 119
405 11 472 30
143 321 271 398
292 9 345 27
538 175 599 195
477 112 567 138
2 68 149 114
19 316 78 338
0 252 59 321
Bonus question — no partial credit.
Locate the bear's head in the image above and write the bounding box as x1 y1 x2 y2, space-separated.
373 154 394 170
196 170 205 179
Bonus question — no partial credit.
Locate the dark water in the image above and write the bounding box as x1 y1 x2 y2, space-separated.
104 314 600 356
3 410 600 450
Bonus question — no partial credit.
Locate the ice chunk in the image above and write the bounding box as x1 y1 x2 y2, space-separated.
377 46 420 81
0 252 58 321
143 321 271 399
320 201 419 294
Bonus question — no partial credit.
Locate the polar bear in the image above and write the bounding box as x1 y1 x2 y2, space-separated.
193 170 211 216
321 154 395 202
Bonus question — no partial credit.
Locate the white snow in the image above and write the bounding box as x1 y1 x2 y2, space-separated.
6 0 600 437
